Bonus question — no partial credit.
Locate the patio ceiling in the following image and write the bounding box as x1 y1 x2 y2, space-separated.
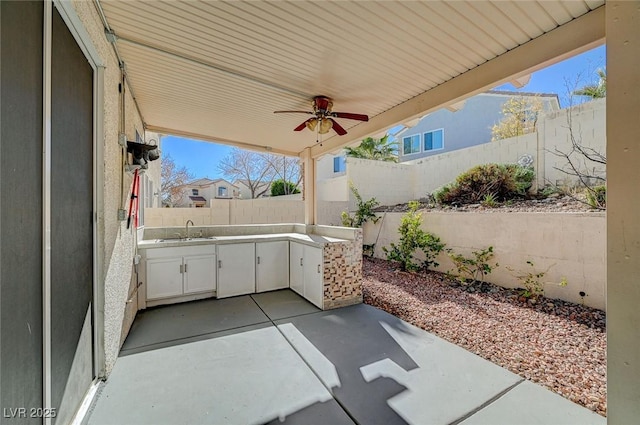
98 0 605 157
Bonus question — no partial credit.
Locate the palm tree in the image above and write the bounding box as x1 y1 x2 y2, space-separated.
344 134 398 162
573 69 606 99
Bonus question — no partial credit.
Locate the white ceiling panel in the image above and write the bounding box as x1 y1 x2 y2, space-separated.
98 0 605 156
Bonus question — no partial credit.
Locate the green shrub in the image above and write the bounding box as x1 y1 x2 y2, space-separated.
434 163 534 205
383 201 446 272
341 184 379 228
508 261 568 300
448 246 498 284
270 179 300 196
586 185 606 209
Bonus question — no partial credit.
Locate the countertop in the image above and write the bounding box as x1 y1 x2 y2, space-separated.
137 232 349 250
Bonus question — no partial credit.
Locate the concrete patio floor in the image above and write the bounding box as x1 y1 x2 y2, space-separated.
85 290 604 425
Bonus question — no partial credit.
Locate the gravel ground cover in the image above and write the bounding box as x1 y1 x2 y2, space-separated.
374 194 599 213
362 257 607 416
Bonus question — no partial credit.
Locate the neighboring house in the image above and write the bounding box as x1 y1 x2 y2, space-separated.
397 90 560 162
234 179 272 199
175 178 239 207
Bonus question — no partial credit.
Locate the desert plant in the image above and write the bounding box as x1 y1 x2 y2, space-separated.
508 261 568 300
434 163 534 205
448 246 498 285
481 192 498 208
586 185 606 209
383 201 446 272
341 183 379 228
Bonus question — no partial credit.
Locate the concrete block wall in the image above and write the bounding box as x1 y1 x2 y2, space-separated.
144 199 304 227
317 174 349 201
318 99 606 211
367 211 606 311
541 98 606 186
346 158 414 207
408 132 539 197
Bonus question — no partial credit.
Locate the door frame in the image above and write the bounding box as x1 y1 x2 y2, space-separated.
44 1 106 420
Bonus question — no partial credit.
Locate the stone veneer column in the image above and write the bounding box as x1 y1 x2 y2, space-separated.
606 1 640 422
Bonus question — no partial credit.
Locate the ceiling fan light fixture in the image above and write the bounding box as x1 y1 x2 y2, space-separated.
305 118 318 131
319 118 332 134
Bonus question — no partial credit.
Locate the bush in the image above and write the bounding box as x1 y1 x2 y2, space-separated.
448 246 498 285
433 163 534 205
586 185 606 209
270 179 300 196
383 201 445 272
341 184 379 228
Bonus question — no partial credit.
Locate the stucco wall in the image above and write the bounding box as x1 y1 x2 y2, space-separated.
366 211 606 311
72 0 146 375
145 198 305 227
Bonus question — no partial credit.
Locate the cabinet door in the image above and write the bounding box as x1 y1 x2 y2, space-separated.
217 243 256 298
256 241 289 292
183 254 216 294
289 242 304 297
303 245 324 309
146 257 184 300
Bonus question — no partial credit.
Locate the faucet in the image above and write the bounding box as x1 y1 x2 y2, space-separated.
185 220 194 239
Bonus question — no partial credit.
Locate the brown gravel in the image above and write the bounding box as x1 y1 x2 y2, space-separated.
374 194 600 213
362 257 607 416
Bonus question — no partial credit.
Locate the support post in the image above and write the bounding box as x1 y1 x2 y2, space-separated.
606 1 640 422
300 148 316 225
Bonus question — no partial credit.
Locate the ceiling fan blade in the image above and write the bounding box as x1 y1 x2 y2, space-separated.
329 118 347 136
294 118 314 131
332 112 369 121
274 110 313 115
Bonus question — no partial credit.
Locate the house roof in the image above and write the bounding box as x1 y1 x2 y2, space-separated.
189 196 207 203
97 1 604 158
186 178 239 189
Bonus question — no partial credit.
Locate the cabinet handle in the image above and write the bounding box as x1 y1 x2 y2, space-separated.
300 258 303 267
317 264 321 274
218 260 222 268
184 264 188 273
179 264 184 274
257 256 260 265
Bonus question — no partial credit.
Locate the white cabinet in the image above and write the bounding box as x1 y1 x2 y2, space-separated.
289 242 324 308
256 241 289 292
145 245 216 301
289 242 304 297
217 243 256 298
146 257 183 300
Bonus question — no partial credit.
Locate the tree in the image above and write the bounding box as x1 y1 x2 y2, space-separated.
344 134 398 162
548 71 607 209
218 148 274 198
270 179 300 196
263 154 302 195
161 154 194 207
572 68 606 99
491 96 543 141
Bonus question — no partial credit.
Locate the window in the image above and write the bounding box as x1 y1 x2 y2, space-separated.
424 129 444 151
218 186 227 197
333 156 346 173
192 189 199 196
403 134 421 155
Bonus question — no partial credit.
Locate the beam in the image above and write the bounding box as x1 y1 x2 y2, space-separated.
310 6 605 158
145 125 298 157
300 148 316 225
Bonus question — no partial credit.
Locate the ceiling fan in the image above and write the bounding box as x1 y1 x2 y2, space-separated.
274 96 368 136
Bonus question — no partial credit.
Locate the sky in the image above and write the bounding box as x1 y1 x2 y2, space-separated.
161 44 606 180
